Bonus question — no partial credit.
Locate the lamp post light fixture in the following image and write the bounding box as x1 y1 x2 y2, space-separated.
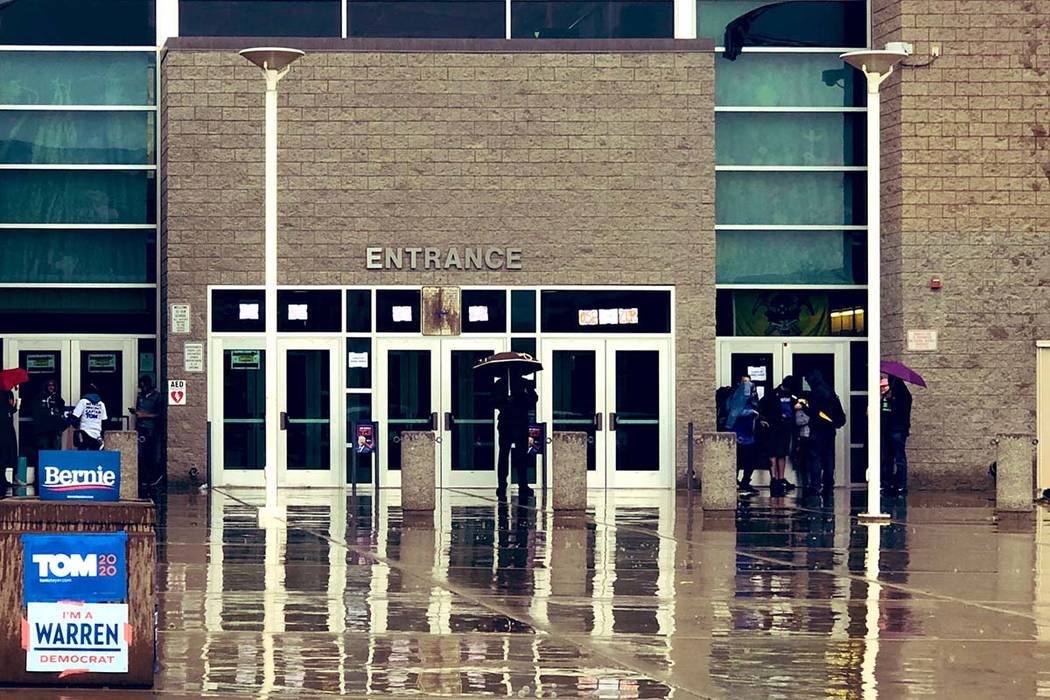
840 44 910 522
240 47 305 524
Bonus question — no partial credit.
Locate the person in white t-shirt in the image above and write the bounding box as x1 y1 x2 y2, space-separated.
72 384 108 451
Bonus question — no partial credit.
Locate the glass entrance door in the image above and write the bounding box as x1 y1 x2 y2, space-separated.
278 339 340 487
375 338 438 489
3 338 135 473
717 339 851 486
542 339 672 489
441 338 507 489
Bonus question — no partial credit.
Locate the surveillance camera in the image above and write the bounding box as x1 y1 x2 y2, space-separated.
885 41 913 55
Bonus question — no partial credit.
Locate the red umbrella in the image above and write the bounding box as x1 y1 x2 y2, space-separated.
0 367 29 391
880 360 926 388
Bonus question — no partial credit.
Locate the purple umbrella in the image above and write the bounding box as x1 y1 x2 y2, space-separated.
880 360 927 387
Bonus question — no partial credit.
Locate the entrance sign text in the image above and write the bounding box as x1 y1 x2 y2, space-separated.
367 247 522 271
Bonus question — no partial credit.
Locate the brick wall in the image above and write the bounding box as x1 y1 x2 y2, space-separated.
161 42 716 486
874 1 1050 487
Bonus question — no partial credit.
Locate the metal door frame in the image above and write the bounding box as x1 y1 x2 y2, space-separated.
209 337 267 487
277 337 342 487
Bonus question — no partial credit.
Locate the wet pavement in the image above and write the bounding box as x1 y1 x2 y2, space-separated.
5 486 1049 698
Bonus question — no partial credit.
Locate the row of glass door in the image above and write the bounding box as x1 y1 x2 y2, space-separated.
211 336 673 489
2 338 138 465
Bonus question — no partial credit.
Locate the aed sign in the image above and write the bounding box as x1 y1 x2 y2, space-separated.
38 451 120 502
26 602 129 674
168 379 187 406
22 533 128 603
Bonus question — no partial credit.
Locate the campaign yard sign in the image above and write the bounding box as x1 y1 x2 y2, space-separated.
22 533 128 603
26 602 129 674
38 450 120 502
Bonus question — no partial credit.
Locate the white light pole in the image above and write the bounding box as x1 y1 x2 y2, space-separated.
240 47 305 524
841 44 910 521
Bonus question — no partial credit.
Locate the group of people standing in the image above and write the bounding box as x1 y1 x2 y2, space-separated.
722 371 846 497
0 375 163 498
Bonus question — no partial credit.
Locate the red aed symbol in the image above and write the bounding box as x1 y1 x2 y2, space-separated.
170 390 184 404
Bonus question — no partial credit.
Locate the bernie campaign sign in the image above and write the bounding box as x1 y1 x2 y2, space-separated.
22 533 128 603
25 602 129 674
38 450 120 502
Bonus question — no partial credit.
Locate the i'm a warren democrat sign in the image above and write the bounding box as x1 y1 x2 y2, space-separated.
22 533 128 603
38 450 120 502
26 602 129 674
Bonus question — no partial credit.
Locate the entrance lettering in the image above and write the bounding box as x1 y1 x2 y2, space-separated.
366 247 523 271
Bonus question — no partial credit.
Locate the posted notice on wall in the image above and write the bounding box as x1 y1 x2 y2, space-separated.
907 329 938 352
26 602 129 674
170 304 191 334
168 380 187 406
747 365 767 382
184 342 204 373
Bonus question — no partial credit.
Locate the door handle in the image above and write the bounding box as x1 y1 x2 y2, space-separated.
594 412 603 431
444 412 452 431
280 412 288 431
609 412 618 431
429 412 438 431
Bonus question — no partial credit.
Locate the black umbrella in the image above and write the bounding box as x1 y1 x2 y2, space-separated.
474 352 543 397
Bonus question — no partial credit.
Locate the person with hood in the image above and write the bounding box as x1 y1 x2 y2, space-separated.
0 389 16 497
880 374 912 494
31 377 66 463
759 375 800 495
72 384 107 451
493 374 538 500
803 370 845 494
132 375 164 489
728 375 761 494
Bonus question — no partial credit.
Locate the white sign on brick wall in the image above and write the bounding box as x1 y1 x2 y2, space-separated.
184 342 204 373
168 380 187 406
907 329 938 352
170 304 191 334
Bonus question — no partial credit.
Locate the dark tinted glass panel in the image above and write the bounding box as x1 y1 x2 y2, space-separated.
0 229 155 283
700 0 866 46
510 337 536 357
285 349 332 470
376 289 421 333
346 394 373 484
512 1 673 38
850 445 865 483
0 0 155 45
346 337 371 389
614 350 659 471
0 52 156 106
510 289 536 333
16 348 61 467
0 288 155 333
386 349 432 470
346 289 371 332
719 289 866 336
462 289 506 333
348 1 503 38
212 289 265 332
449 349 495 471
541 289 671 333
715 53 864 107
181 0 340 36
715 112 865 166
728 351 774 397
0 170 156 224
551 349 597 471
716 171 865 226
0 111 153 165
277 289 341 332
849 340 866 391
137 337 157 390
849 394 866 446
716 230 865 285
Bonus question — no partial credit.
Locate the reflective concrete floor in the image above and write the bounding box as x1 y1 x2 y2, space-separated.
8 487 1050 698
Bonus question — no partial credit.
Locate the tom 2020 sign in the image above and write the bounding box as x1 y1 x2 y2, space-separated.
22 532 128 604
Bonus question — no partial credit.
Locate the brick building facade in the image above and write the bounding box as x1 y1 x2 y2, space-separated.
161 39 716 487
874 0 1050 487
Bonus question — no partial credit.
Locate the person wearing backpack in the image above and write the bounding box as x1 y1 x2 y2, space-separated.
759 375 800 496
802 370 846 495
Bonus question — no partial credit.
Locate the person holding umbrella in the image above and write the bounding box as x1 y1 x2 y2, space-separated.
880 360 923 495
474 352 542 501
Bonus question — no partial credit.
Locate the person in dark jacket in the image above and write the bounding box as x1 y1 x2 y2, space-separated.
759 375 799 496
803 370 846 494
0 389 17 497
494 375 538 500
30 378 65 465
880 374 912 494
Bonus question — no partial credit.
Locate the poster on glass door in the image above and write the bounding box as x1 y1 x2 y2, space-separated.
354 422 377 456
